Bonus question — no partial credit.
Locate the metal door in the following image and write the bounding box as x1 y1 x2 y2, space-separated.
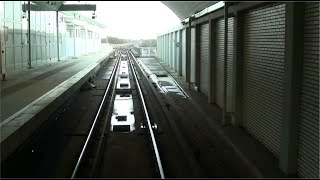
215 18 224 108
200 23 210 96
297 2 319 178
227 18 234 112
190 27 196 83
182 29 186 80
242 3 286 157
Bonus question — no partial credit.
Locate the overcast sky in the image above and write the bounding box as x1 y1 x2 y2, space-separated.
68 1 180 40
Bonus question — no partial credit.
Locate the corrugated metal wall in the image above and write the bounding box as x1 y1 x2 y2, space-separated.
215 18 225 108
166 34 169 64
168 33 170 65
200 23 210 96
227 18 234 112
242 3 285 157
178 30 182 75
155 3 319 178
161 35 163 60
182 29 186 80
174 31 177 70
175 31 179 72
169 33 172 66
169 33 174 68
159 36 161 59
163 35 165 62
190 27 196 83
163 35 166 62
162 35 165 60
162 35 164 61
215 17 234 110
297 2 319 178
159 36 161 60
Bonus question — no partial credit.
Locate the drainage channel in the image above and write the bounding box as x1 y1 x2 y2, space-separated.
71 48 165 178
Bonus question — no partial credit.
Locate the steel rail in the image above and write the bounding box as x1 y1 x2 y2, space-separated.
129 52 165 179
71 53 121 178
90 50 122 177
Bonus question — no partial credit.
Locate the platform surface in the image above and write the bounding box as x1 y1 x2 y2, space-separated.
0 44 114 162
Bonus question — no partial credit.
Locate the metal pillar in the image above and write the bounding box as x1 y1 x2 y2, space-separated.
0 4 5 81
28 1 31 69
279 2 304 175
231 10 242 126
186 19 192 87
178 30 182 76
222 2 228 125
56 11 60 61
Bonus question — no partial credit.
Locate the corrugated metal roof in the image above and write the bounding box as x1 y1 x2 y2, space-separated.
161 1 218 20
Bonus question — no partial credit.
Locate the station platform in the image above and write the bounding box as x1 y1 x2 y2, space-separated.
154 58 285 178
1 44 114 162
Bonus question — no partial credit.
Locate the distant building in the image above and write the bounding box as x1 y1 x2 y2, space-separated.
140 47 157 57
139 39 157 57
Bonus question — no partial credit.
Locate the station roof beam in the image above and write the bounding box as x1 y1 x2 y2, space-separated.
22 1 105 28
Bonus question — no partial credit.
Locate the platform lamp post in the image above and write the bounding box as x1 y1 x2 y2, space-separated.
56 11 60 61
28 1 32 69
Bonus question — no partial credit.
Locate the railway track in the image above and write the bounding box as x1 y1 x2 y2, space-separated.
71 49 165 178
2 48 204 178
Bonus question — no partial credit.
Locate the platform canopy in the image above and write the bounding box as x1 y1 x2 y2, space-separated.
23 1 105 28
161 1 219 20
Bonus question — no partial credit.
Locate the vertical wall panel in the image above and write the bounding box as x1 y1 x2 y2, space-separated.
190 27 196 83
176 31 178 72
157 36 159 58
1 1 91 74
160 36 162 60
164 35 166 62
182 29 186 79
171 32 174 69
159 36 161 59
160 36 163 59
200 23 210 96
215 18 225 108
178 30 182 75
297 2 319 178
227 18 234 112
163 35 165 61
162 35 164 60
162 35 164 61
172 32 175 70
242 3 285 157
168 33 170 65
169 33 172 67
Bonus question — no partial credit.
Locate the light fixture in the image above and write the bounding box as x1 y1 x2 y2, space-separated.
92 11 96 19
22 2 27 19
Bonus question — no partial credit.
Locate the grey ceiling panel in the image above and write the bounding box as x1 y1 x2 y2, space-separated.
161 1 218 20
